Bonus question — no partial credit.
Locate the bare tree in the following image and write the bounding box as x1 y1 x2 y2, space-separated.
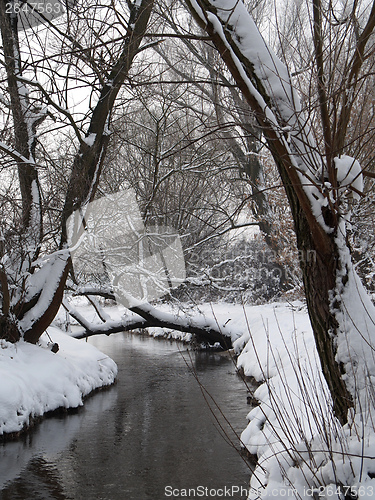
149 15 276 245
3 0 375 420
185 0 375 424
0 0 235 349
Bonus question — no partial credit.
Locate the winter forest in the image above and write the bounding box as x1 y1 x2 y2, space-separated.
1 0 375 498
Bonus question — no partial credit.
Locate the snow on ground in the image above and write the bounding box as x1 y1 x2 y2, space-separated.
0 327 117 437
209 301 375 500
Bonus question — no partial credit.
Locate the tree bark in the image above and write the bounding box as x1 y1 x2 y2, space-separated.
185 0 354 424
0 0 43 238
281 171 353 424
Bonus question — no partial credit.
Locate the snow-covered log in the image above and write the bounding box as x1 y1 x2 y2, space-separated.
64 293 233 349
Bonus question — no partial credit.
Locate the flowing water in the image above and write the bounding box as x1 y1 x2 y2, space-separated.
0 333 254 500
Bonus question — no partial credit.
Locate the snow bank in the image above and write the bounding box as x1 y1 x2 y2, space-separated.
232 302 375 499
0 327 117 436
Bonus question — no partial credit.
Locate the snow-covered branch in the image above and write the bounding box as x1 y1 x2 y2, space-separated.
15 76 84 145
0 141 37 165
62 298 150 337
67 287 234 348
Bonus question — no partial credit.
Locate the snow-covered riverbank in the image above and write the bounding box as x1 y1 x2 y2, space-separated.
123 300 375 499
199 302 375 499
2 299 375 499
0 327 117 438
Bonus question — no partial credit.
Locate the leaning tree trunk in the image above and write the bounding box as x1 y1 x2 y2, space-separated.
184 0 372 424
0 0 155 344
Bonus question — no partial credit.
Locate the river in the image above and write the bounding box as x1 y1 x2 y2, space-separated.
0 332 254 500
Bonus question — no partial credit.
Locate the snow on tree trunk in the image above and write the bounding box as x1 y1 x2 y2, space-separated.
186 0 375 424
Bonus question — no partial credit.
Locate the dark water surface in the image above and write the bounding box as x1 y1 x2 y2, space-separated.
0 333 253 500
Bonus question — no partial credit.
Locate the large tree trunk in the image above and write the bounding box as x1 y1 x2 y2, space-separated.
184 0 375 424
282 172 353 424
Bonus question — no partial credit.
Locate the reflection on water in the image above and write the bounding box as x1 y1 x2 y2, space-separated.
0 333 253 500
